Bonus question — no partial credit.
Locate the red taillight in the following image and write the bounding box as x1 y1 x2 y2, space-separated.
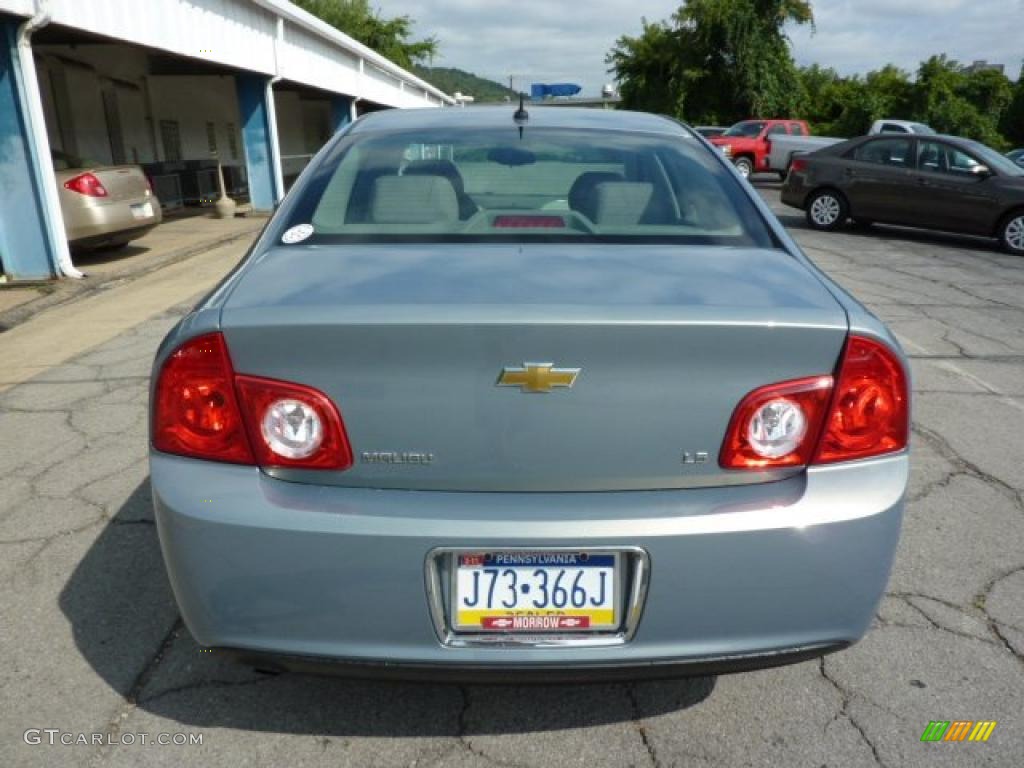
63 172 108 197
719 376 834 469
719 335 908 470
235 375 353 470
153 333 353 470
153 333 253 464
790 157 808 174
814 335 909 464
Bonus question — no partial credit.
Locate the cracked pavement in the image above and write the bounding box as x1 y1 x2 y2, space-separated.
2 183 1022 767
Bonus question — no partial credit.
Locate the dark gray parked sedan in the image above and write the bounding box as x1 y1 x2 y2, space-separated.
150 106 909 680
782 134 1024 254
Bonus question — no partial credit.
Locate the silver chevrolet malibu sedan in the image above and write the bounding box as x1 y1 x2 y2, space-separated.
149 106 909 680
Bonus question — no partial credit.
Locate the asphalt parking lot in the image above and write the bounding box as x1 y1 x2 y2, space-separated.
2 181 1022 767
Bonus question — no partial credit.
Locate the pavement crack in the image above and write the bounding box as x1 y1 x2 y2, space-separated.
0 512 106 545
938 328 973 359
883 592 999 646
916 305 1018 356
627 682 661 768
455 686 532 768
976 566 1024 665
906 469 967 504
89 616 183 765
873 261 1020 309
912 424 1024 514
818 658 886 768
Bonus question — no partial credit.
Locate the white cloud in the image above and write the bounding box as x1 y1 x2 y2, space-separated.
788 0 1023 79
380 0 1022 96
383 0 681 94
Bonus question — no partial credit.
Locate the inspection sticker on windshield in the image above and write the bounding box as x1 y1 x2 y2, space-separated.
281 224 314 244
453 551 620 632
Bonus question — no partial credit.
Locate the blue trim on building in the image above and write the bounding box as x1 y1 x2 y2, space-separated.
331 95 353 134
235 74 279 212
0 19 55 280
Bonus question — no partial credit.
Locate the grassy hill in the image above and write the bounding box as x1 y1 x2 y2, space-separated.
413 66 516 103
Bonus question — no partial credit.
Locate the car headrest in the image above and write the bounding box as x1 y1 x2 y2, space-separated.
403 160 478 219
568 171 625 220
370 175 459 224
592 182 654 226
403 160 466 195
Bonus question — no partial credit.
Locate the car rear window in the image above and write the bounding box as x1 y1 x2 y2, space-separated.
723 121 766 138
282 127 774 247
51 150 94 171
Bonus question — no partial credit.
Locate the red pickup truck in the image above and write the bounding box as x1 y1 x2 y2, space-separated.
708 119 811 179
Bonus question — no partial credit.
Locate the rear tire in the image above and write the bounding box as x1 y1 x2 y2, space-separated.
733 157 753 179
805 190 848 231
999 211 1024 255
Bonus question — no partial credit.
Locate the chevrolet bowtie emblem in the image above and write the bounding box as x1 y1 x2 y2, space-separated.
497 362 580 393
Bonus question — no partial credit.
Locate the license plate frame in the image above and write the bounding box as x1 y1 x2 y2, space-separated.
450 550 623 633
131 201 153 220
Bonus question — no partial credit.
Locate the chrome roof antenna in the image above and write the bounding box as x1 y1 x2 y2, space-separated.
514 93 529 139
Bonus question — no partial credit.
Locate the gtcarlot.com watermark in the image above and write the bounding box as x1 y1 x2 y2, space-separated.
24 729 203 747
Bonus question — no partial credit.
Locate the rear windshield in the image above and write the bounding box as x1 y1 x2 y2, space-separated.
282 126 774 247
51 150 94 170
723 121 766 138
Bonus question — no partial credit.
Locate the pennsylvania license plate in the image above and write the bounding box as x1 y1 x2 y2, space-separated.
131 202 154 220
453 551 620 632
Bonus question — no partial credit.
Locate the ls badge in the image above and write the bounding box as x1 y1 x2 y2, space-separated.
497 362 580 393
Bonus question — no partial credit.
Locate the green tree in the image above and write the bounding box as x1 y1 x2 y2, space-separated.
611 2 1018 148
1001 68 1024 147
864 65 914 121
798 65 914 137
678 0 814 118
607 0 814 124
912 56 1010 148
606 19 688 116
293 0 437 69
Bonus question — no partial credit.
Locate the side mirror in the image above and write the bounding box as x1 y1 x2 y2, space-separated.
972 165 992 178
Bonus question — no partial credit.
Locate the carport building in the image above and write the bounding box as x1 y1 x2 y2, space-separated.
0 0 452 281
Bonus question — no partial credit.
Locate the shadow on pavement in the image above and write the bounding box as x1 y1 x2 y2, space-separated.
71 244 151 266
773 212 1004 254
59 479 716 737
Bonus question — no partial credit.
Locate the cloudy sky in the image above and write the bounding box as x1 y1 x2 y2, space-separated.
384 0 1022 96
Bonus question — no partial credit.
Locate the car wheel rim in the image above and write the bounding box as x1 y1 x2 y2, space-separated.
737 162 750 178
1006 216 1024 252
810 195 841 226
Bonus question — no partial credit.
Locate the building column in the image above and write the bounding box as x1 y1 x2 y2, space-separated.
235 74 283 212
0 18 55 280
331 94 354 134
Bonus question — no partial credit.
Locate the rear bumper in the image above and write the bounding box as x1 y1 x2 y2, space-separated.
780 175 811 209
225 642 849 682
64 197 162 245
151 453 906 673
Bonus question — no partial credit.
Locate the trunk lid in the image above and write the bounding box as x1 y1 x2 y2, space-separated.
91 166 150 202
221 244 848 491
